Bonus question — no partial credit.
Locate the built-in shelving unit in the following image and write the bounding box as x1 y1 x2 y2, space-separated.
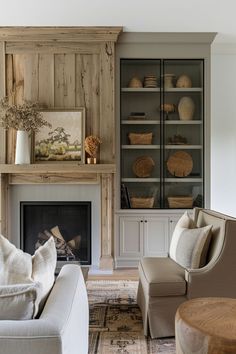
114 32 216 268
120 58 205 210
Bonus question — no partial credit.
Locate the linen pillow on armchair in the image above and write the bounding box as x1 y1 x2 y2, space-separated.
169 211 212 269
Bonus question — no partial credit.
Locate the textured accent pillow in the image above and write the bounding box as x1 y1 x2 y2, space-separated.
169 211 195 260
0 282 42 320
170 224 212 269
0 235 56 317
0 235 33 285
32 237 57 310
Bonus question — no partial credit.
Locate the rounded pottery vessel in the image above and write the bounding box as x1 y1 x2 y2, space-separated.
178 96 195 120
128 76 143 88
176 74 192 88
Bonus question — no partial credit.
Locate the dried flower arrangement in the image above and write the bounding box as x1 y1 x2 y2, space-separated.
0 97 51 132
84 135 102 158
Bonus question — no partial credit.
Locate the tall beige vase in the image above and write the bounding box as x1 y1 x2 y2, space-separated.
178 96 195 120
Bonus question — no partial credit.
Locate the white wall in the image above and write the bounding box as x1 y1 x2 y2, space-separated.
0 0 235 43
211 50 236 216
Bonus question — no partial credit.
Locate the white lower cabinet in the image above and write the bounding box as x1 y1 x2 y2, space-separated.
116 213 182 268
143 217 169 257
119 216 143 258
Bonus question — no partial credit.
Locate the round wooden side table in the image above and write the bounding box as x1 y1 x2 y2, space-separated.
175 297 236 354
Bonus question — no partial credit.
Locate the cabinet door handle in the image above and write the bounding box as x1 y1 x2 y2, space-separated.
145 220 147 223
140 220 143 223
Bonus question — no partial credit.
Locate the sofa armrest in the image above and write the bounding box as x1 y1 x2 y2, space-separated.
0 265 89 354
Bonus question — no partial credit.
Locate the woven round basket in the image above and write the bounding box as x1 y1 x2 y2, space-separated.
167 151 193 177
133 156 155 178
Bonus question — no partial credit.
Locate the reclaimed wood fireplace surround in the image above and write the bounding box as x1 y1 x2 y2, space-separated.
0 27 122 270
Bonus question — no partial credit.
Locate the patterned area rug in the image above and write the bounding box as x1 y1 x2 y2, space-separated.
87 280 176 353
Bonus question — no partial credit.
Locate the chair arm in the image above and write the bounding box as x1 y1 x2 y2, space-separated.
185 257 235 299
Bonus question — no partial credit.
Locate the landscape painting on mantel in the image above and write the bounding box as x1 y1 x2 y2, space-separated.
33 108 85 163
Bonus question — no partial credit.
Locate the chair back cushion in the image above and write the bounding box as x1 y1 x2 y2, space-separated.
196 209 226 264
170 212 212 269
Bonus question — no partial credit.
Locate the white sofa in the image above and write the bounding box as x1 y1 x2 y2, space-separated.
0 264 89 354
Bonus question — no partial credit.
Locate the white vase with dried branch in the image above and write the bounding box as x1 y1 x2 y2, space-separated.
0 98 51 164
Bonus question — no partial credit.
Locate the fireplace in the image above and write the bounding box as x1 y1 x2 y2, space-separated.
20 201 91 265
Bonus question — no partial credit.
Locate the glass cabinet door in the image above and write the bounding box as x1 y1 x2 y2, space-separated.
162 60 204 209
120 59 161 209
120 58 204 210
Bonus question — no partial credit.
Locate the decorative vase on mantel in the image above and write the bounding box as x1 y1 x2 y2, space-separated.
15 130 30 164
87 157 97 164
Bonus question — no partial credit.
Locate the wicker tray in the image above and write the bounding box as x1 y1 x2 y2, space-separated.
131 197 154 208
168 196 193 209
132 156 155 178
167 151 193 177
128 132 153 145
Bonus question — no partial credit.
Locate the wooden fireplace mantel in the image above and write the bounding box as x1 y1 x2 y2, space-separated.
0 163 116 270
0 26 122 271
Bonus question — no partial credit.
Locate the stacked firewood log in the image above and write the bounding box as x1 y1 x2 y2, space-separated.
35 225 81 259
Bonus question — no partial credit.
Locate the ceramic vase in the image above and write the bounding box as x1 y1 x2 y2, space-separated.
176 74 192 88
163 74 175 89
178 96 195 120
15 130 30 164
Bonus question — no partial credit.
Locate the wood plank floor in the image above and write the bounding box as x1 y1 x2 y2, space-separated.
88 268 139 281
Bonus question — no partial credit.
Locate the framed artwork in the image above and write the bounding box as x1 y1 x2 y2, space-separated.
33 108 85 163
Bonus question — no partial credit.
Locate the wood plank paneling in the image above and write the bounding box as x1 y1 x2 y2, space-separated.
63 54 76 107
100 42 115 163
0 42 6 163
75 54 100 137
54 53 76 107
23 54 39 101
13 54 25 103
38 54 54 107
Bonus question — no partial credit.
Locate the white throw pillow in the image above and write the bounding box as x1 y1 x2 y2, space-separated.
0 282 42 320
0 235 56 317
0 235 32 285
169 211 195 260
32 237 57 310
170 216 212 269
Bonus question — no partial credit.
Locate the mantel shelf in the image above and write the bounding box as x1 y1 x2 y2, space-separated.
0 163 116 174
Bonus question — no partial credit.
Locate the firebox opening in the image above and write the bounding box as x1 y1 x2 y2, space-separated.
20 201 91 265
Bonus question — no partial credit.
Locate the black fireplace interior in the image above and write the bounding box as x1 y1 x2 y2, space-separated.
20 201 91 265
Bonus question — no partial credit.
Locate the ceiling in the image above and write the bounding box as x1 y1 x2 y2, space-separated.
1 0 236 44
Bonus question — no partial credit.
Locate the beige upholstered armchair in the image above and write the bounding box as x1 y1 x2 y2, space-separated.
137 208 236 338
